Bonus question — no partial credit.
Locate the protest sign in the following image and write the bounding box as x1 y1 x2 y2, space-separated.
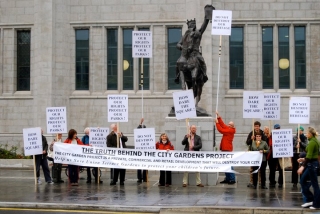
54 143 262 172
132 31 152 58
262 93 280 120
134 128 155 150
289 97 310 124
89 127 109 148
243 91 264 118
272 129 293 158
211 10 232 35
23 127 43 156
108 95 128 122
173 90 196 120
46 107 67 134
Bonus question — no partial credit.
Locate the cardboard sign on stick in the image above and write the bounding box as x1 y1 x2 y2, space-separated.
262 93 281 120
23 127 43 156
132 31 152 58
289 97 310 124
243 91 264 118
134 128 156 150
46 107 67 134
272 129 293 158
108 95 128 122
89 127 109 148
173 90 196 120
211 10 232 35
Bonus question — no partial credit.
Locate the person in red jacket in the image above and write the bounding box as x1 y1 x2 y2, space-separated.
215 111 236 184
64 129 84 186
156 133 174 187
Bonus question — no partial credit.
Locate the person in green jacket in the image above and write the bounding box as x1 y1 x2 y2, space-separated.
298 127 320 210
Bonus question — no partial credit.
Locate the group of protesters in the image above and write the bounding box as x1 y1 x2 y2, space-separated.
35 113 320 209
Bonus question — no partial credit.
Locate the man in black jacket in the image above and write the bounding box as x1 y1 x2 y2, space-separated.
35 129 54 184
107 124 128 186
136 118 148 183
181 125 204 187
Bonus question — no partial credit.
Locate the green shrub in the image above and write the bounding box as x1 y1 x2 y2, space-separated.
0 144 30 159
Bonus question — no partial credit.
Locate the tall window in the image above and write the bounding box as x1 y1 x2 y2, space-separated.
138 28 150 90
75 29 89 90
229 27 244 89
107 29 118 90
167 28 181 90
123 28 133 90
262 27 273 89
278 26 290 89
294 26 306 89
17 30 31 91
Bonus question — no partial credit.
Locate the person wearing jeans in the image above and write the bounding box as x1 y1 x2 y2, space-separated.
215 111 236 184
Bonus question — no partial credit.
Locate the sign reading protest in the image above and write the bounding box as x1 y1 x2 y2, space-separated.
173 90 196 120
262 93 280 120
211 10 232 35
46 107 67 134
272 129 293 158
23 127 43 156
54 143 262 172
289 97 310 124
89 127 109 148
243 91 264 118
132 31 152 58
108 95 128 122
134 128 155 150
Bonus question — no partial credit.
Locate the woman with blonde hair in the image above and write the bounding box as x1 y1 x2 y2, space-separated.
298 127 320 209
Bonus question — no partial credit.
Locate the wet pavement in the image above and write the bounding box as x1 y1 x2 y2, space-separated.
0 168 316 213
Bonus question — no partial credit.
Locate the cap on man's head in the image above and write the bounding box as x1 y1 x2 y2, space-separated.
297 126 304 131
274 124 280 129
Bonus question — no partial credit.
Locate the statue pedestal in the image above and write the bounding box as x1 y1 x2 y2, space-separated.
164 117 218 186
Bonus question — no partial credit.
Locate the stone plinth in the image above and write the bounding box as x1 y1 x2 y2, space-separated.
164 117 218 186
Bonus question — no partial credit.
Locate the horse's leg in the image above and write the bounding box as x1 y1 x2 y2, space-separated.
179 70 186 90
191 68 198 105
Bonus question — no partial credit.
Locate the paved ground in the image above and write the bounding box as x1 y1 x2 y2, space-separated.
0 168 316 214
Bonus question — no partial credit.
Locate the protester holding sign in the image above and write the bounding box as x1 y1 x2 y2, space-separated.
36 129 54 184
292 126 307 188
136 118 148 183
156 133 174 187
107 124 128 186
215 111 236 185
48 133 64 183
246 121 266 188
267 124 283 188
64 129 84 186
298 127 320 210
250 132 269 189
182 125 204 187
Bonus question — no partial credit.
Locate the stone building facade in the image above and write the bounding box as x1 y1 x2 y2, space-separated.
0 0 320 152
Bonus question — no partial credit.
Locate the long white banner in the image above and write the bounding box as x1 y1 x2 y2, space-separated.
54 144 262 172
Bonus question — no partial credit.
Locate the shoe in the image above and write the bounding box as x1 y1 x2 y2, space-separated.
278 184 283 188
37 180 42 185
74 182 78 186
120 182 124 185
293 183 297 188
47 181 54 184
71 183 76 186
197 184 204 187
110 181 116 186
165 184 170 187
228 181 236 185
301 202 313 208
269 183 276 188
310 206 320 210
220 180 229 184
86 180 91 183
158 184 165 186
261 186 268 189
182 184 187 187
253 186 257 189
57 180 64 183
95 180 103 184
137 179 142 183
247 183 254 188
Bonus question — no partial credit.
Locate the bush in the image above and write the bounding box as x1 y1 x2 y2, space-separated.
0 144 30 159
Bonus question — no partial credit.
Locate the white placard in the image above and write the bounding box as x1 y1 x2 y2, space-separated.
46 107 67 134
108 95 128 122
211 10 232 35
132 31 152 58
272 129 293 158
54 143 262 172
173 90 196 120
89 127 109 148
243 91 264 118
289 97 310 124
262 93 281 120
134 128 156 150
23 127 43 156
